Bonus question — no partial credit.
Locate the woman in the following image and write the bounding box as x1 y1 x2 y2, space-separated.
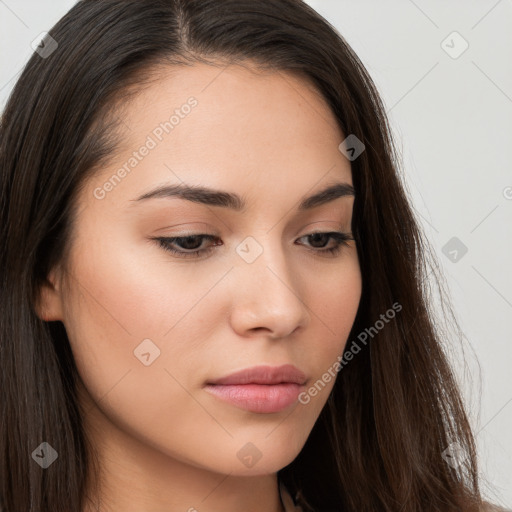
0 1 507 511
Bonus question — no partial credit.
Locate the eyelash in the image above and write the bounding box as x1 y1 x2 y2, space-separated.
152 231 354 260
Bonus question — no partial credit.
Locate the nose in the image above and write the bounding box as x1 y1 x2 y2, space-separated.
228 237 310 339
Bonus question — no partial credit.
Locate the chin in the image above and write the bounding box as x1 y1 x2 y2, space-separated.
218 429 307 476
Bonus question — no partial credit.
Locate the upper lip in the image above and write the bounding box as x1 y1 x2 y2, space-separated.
206 364 307 386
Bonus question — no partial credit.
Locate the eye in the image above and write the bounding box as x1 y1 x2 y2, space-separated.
297 231 354 256
153 234 221 259
152 231 354 260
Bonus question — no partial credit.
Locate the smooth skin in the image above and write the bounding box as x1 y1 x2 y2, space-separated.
35 61 362 512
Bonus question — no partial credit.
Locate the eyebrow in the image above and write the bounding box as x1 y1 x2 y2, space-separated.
130 181 355 212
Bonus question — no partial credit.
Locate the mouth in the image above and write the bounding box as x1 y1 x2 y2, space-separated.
203 364 307 414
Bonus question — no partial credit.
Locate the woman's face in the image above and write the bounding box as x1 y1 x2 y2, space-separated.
38 62 362 477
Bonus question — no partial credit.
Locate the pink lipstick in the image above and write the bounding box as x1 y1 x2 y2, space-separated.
204 364 307 414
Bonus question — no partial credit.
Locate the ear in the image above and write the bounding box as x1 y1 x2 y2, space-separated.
34 267 65 322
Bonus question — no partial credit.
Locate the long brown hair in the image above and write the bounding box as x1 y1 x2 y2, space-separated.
0 1 483 510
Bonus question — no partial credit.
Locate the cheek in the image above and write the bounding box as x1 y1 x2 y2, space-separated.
306 253 362 355
294 254 361 409
68 212 223 333
61 238 246 469
61 232 220 378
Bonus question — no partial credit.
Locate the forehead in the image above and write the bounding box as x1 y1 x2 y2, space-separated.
84 61 353 210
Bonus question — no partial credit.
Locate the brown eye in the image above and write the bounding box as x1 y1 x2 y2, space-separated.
154 234 221 259
297 231 353 256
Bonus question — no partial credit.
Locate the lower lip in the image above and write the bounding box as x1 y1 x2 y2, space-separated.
203 383 302 413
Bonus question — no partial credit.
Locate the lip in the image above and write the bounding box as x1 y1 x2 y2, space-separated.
206 364 307 386
204 364 307 414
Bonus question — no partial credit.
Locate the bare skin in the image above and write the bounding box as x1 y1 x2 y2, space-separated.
35 61 362 512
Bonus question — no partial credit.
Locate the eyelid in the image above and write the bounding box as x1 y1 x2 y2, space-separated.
298 219 350 233
153 224 351 242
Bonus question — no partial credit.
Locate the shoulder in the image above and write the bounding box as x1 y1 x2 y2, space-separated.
480 502 512 512
279 484 512 512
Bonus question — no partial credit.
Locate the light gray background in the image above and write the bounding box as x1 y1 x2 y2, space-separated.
1 0 511 506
